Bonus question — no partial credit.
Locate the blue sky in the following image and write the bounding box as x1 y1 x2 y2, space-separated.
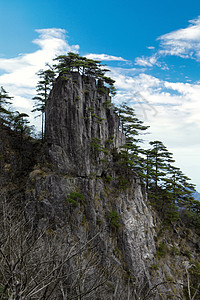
0 0 200 191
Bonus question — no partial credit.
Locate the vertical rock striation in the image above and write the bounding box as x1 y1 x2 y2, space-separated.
45 72 125 176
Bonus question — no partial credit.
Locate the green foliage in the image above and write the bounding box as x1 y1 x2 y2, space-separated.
91 138 102 152
147 140 175 192
115 102 149 175
91 113 104 123
165 205 179 223
184 250 191 259
91 138 110 156
61 76 70 81
66 197 78 207
89 172 97 179
151 264 159 271
140 140 197 225
107 211 120 229
170 246 180 256
10 111 32 137
0 86 34 139
156 242 169 259
112 101 198 227
53 52 116 96
32 68 55 140
88 107 94 112
66 192 85 207
105 175 113 183
97 87 107 95
84 89 89 95
96 218 103 226
149 188 179 223
103 100 112 108
108 85 117 96
118 176 130 190
105 138 114 148
0 86 13 125
180 208 200 228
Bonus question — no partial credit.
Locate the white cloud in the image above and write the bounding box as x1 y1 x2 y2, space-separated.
85 53 127 61
134 15 200 70
110 67 200 189
110 67 200 143
0 28 79 108
147 46 155 50
158 16 200 61
135 55 158 67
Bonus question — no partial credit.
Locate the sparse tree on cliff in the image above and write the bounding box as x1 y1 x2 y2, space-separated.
32 69 55 140
0 86 13 125
148 140 174 193
10 111 31 137
115 103 149 175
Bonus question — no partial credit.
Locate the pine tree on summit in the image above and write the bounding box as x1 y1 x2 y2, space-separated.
53 53 116 95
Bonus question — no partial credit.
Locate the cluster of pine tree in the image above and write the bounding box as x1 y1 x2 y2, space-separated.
31 52 116 140
0 86 31 137
115 102 200 225
1 53 116 140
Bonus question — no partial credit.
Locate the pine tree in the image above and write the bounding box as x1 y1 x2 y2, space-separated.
115 103 149 175
143 149 154 192
32 69 55 140
10 111 30 135
148 141 174 193
0 86 13 125
53 53 116 96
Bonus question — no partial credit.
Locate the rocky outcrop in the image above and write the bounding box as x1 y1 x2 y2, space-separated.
28 72 157 296
1 72 200 299
45 72 125 177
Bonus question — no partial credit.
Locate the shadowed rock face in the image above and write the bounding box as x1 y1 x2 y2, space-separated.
45 72 125 176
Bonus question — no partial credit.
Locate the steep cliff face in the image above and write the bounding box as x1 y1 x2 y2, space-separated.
25 73 200 299
45 72 125 177
1 73 200 299
25 73 157 296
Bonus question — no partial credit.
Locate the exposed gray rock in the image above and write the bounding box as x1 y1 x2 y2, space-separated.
45 72 125 176
26 73 159 297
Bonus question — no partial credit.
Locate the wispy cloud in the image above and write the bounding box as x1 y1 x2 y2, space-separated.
135 55 158 67
0 28 79 126
147 46 155 50
135 16 200 68
158 16 200 60
110 68 200 140
85 53 128 62
0 28 79 103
